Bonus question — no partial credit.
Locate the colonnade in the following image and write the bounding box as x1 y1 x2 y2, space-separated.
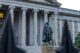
0 5 79 47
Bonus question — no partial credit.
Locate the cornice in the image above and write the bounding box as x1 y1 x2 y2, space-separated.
59 8 80 17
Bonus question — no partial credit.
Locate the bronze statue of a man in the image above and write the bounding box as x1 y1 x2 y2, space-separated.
43 22 53 44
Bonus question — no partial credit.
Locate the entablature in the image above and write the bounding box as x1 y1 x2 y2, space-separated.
57 15 80 22
59 8 80 17
0 0 80 18
0 0 58 12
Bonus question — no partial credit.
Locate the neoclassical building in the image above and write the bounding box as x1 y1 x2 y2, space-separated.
0 0 80 53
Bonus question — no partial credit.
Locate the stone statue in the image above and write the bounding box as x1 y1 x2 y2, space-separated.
42 22 53 44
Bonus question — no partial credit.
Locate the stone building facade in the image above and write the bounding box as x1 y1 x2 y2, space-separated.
0 0 80 53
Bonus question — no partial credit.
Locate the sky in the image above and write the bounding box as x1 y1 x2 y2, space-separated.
57 0 80 10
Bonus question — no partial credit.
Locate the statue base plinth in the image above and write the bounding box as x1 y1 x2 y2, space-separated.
42 44 56 53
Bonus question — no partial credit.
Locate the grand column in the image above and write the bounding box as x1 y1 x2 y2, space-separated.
59 20 63 44
21 8 28 47
75 21 78 36
33 9 39 46
54 11 58 46
71 21 75 43
44 11 48 23
51 15 55 45
9 6 15 25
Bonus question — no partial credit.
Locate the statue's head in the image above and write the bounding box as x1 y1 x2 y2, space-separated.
44 22 49 26
46 22 49 24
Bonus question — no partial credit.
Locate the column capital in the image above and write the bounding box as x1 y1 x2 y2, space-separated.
44 10 49 14
0 5 2 8
54 11 59 15
9 6 15 9
21 8 28 11
33 9 39 12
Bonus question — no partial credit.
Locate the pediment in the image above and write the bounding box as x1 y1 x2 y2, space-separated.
27 0 61 7
4 0 61 7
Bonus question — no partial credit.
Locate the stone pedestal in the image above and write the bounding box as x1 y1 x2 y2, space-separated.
42 44 56 53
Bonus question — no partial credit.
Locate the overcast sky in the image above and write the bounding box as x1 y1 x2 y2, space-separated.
57 0 80 10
